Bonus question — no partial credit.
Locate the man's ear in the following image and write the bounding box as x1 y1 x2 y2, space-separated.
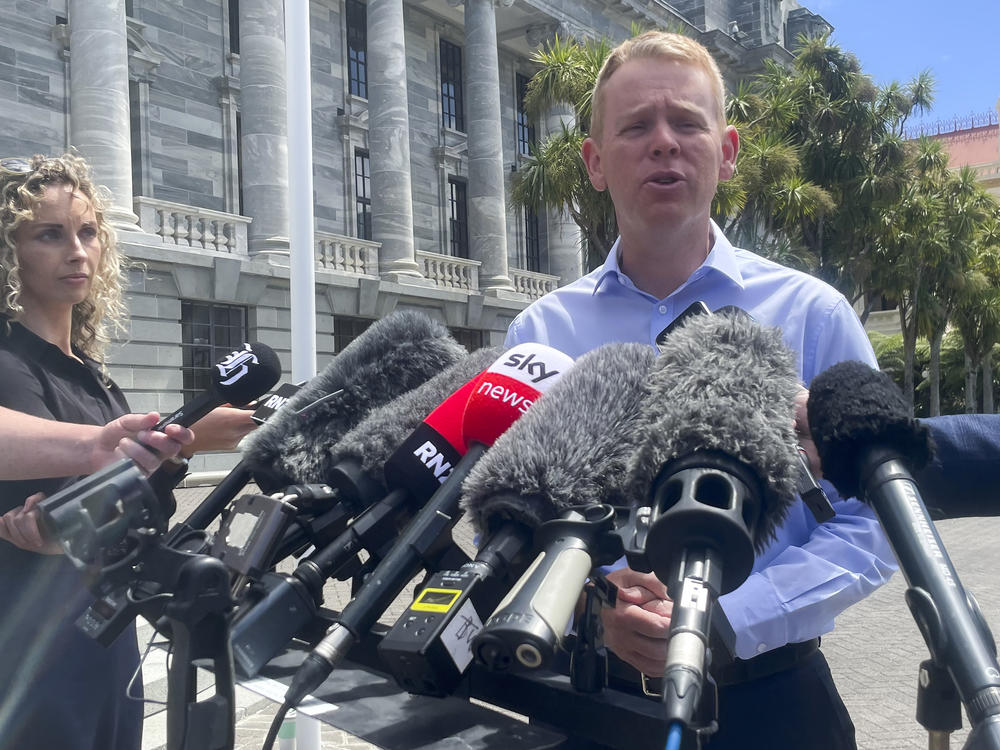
719 125 739 181
581 137 607 192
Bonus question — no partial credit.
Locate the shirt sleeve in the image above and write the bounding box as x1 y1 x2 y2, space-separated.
719 296 897 659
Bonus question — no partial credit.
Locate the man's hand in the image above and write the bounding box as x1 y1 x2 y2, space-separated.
183 406 259 456
794 387 822 478
95 413 195 475
602 566 673 676
0 493 62 554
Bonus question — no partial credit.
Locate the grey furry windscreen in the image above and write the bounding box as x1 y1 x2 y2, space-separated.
461 343 656 534
240 310 466 488
626 312 801 552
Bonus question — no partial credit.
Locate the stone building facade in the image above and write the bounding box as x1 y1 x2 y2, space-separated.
0 0 829 472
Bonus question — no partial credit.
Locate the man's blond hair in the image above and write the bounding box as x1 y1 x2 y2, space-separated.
590 31 727 141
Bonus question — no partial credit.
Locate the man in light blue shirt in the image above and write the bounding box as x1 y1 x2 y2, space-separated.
505 30 894 750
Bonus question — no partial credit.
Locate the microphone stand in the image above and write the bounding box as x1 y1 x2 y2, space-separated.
859 451 1000 750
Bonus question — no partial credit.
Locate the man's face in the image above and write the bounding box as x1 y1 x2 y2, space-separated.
582 57 738 243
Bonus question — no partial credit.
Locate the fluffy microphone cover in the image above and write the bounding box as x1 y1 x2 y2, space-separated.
626 312 800 552
328 346 502 485
240 310 466 487
462 343 656 534
808 359 933 500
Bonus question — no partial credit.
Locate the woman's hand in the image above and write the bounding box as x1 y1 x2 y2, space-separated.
0 493 62 554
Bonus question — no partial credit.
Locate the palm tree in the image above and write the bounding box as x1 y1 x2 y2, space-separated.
510 34 616 271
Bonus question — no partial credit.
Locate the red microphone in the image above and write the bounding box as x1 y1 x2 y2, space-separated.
382 376 481 500
463 343 574 449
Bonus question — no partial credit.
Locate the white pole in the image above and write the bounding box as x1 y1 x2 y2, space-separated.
285 0 317 382
284 4 321 735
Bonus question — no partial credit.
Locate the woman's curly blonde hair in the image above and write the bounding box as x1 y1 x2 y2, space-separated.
0 153 128 361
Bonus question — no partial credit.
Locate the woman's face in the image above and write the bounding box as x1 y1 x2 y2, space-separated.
13 183 102 317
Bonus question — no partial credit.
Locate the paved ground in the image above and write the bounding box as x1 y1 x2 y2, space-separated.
137 484 1000 750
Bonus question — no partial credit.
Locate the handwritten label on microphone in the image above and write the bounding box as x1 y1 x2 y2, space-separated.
441 598 483 671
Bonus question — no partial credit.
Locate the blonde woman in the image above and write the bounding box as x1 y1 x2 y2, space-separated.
0 154 252 749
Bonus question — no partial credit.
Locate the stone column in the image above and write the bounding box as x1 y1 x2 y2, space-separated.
544 103 583 284
368 0 422 281
68 0 138 230
464 0 513 292
239 0 289 255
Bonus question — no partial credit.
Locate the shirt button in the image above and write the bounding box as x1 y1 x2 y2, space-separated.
658 305 667 314
756 643 768 654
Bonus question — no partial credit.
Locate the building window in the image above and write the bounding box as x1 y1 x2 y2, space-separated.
235 112 245 215
440 39 464 132
516 73 535 157
524 207 541 272
449 327 483 352
181 301 249 402
334 315 374 353
346 0 367 99
228 0 240 55
448 177 469 258
354 148 372 240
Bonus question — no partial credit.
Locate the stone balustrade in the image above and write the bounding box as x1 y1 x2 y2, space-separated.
316 232 380 275
511 268 559 300
135 197 250 255
417 251 480 291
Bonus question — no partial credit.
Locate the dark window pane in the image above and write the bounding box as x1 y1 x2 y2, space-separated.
516 73 535 157
346 0 367 99
334 315 374 354
448 178 469 258
354 149 372 241
228 0 240 54
525 207 541 272
440 40 464 132
181 301 250 404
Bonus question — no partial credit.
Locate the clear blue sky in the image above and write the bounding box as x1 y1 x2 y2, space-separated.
805 0 996 128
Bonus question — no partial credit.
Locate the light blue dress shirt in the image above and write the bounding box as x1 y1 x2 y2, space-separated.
505 223 896 660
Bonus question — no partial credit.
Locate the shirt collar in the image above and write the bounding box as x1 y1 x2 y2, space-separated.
593 220 746 299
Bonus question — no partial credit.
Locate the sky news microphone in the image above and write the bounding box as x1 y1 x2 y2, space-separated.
282 343 574 709
239 310 466 492
624 311 801 736
808 360 1000 740
462 343 656 674
228 348 500 677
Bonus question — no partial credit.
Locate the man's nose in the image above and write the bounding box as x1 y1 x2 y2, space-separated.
650 121 680 157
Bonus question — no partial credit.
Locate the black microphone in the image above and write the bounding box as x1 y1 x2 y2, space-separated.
463 343 656 674
227 348 501 677
624 311 801 737
808 360 1000 740
155 341 281 431
282 343 574 708
240 309 467 492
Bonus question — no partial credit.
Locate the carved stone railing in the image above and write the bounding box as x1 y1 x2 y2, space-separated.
134 197 250 255
417 250 480 291
315 232 380 276
511 268 559 300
